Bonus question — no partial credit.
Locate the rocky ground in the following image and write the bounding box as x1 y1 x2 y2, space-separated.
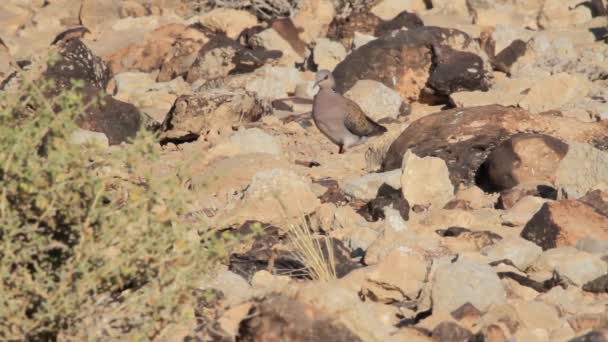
2 0 608 341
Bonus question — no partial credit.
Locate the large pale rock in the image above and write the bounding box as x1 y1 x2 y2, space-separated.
538 0 593 29
533 247 607 286
344 80 406 121
429 0 469 17
296 280 401 340
229 128 282 157
482 237 542 270
518 73 592 113
511 300 562 331
556 142 608 198
249 28 304 66
521 200 608 250
292 0 336 43
113 72 190 122
189 153 290 196
220 65 303 100
371 0 427 20
362 248 430 302
196 8 257 39
202 269 253 307
79 0 121 33
68 129 110 148
220 168 320 225
500 195 548 227
343 170 402 201
401 150 454 209
313 38 346 70
432 259 506 313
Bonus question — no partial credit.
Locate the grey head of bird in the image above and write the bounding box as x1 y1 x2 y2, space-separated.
314 69 336 90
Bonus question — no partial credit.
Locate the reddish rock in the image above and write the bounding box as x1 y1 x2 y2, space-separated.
382 105 608 187
332 26 488 103
482 133 568 192
521 200 608 250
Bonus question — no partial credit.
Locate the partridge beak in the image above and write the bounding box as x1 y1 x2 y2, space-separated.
313 80 321 88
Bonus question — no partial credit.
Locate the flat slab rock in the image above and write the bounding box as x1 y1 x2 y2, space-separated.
382 105 608 188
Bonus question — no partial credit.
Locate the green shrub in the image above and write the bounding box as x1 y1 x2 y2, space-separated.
0 68 242 340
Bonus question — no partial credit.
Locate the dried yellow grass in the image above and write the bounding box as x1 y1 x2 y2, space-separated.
287 218 336 282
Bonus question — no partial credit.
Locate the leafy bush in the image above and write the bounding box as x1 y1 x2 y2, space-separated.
0 67 239 340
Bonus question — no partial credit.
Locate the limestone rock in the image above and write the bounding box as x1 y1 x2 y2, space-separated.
68 128 110 148
113 72 189 122
362 248 429 302
343 169 401 201
79 0 121 33
533 247 607 286
370 0 427 20
511 300 562 331
197 8 257 39
432 259 506 313
518 73 592 114
313 38 346 70
249 28 304 66
189 153 290 196
401 150 454 209
292 0 336 43
521 200 608 250
220 168 320 225
482 237 542 270
344 80 406 121
538 0 593 29
229 128 283 157
556 142 608 199
500 195 548 227
219 65 304 100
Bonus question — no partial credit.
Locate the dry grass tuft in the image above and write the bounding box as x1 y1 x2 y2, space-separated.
287 218 336 282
